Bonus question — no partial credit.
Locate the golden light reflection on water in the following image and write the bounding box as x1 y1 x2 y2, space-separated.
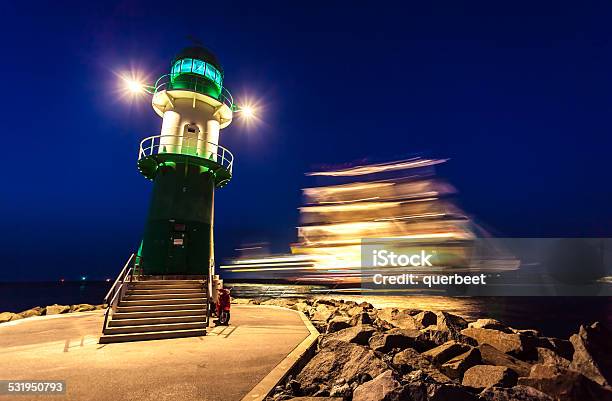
318 294 485 317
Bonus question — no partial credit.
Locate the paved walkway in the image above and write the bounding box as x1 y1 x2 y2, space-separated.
0 305 309 401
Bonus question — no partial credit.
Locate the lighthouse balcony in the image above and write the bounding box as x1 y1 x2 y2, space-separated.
154 74 234 111
137 134 234 186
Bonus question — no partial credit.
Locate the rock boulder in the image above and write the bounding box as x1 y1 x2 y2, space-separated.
0 312 22 323
418 311 471 345
569 322 611 387
70 304 96 312
329 383 350 398
349 312 374 326
369 328 431 353
425 383 479 401
392 347 431 372
462 365 518 389
296 340 388 391
326 317 351 333
44 304 70 315
536 337 573 361
468 318 513 333
422 340 472 365
536 347 570 369
461 327 535 356
347 306 367 317
439 348 481 380
435 311 468 336
310 304 337 322
479 385 554 401
376 308 419 330
518 363 612 401
19 306 43 318
394 349 453 384
413 311 437 328
352 370 402 401
319 325 377 348
479 344 532 377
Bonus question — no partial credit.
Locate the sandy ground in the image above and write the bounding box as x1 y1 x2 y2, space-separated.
0 305 309 401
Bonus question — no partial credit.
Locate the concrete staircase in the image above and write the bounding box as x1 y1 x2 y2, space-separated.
100 280 208 344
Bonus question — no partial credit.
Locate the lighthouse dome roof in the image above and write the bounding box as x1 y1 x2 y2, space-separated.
172 46 223 73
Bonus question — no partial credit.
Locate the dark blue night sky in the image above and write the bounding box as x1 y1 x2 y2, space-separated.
2 1 611 281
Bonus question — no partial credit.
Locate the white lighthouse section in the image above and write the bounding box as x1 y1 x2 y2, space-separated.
152 89 233 161
206 120 221 162
159 110 180 153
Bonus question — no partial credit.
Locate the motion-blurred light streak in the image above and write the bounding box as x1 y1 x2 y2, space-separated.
225 157 517 284
306 158 447 177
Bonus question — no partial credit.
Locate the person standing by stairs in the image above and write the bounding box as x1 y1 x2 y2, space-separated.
215 287 231 325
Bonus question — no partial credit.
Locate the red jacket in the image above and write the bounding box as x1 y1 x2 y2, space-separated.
218 289 231 311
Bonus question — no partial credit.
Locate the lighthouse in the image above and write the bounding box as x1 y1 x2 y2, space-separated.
100 45 249 343
136 45 235 278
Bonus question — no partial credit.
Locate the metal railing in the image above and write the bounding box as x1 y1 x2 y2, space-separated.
154 74 234 110
102 253 135 333
103 253 135 304
138 134 234 174
203 275 210 324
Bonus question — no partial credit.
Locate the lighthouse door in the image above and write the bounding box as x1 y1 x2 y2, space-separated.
183 124 200 156
167 221 188 274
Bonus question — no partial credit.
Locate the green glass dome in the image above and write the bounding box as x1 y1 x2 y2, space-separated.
172 46 223 73
169 46 224 99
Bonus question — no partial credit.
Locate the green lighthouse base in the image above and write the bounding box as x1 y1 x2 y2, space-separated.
137 154 230 276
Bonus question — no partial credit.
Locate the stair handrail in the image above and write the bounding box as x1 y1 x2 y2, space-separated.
102 266 133 333
104 253 135 305
204 278 209 323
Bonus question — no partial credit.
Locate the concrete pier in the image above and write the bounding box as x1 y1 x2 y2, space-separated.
0 305 310 401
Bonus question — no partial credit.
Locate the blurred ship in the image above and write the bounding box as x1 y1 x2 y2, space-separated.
222 157 518 287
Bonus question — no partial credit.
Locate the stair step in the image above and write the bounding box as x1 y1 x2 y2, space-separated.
124 292 205 301
134 280 204 284
99 328 206 344
129 283 203 290
116 303 208 313
109 315 206 327
127 288 205 295
119 298 205 307
104 321 207 335
112 309 207 319
130 281 204 286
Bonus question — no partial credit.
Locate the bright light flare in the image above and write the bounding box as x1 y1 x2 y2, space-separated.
125 78 144 94
241 105 255 118
114 69 152 102
235 97 264 129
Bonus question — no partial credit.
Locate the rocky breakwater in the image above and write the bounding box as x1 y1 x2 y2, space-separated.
0 303 105 323
239 298 612 401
